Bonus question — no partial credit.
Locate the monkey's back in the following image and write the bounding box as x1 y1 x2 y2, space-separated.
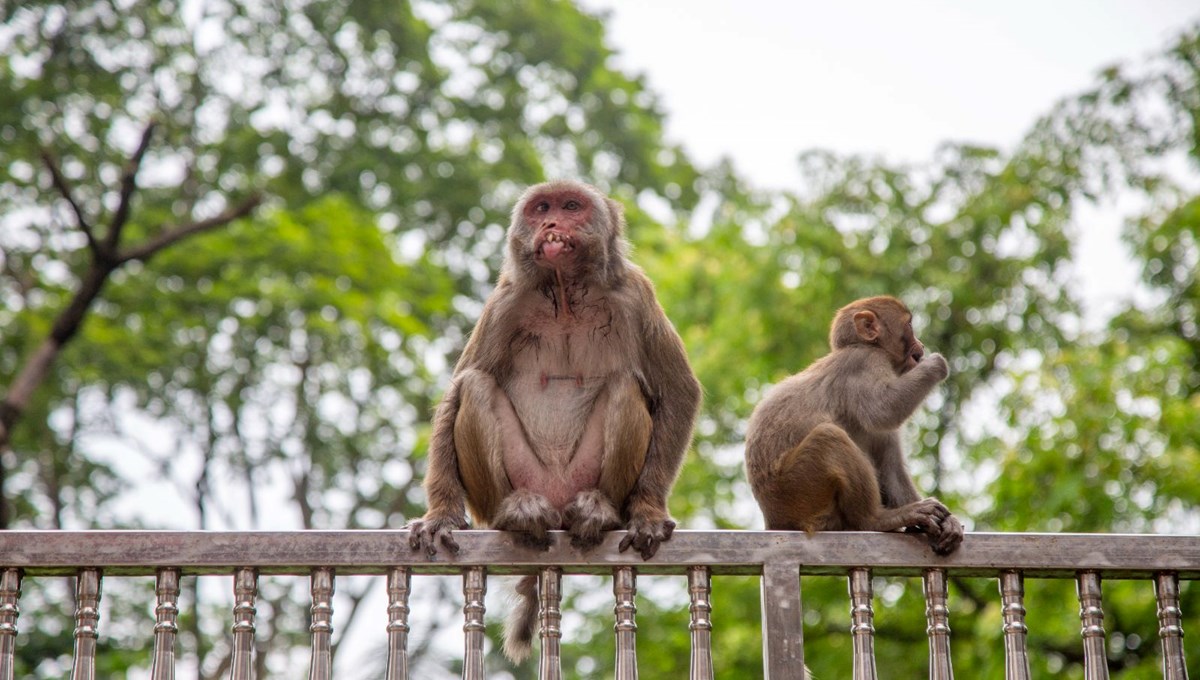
744 348 883 492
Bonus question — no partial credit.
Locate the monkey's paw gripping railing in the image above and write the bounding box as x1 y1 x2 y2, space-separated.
0 530 1195 680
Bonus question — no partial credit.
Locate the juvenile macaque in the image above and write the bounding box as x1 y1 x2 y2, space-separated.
745 296 963 555
408 180 701 661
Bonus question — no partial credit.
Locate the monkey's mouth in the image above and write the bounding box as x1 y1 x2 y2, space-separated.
903 348 923 372
536 231 576 263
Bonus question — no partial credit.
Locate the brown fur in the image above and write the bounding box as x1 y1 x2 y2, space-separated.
745 296 964 555
408 180 701 662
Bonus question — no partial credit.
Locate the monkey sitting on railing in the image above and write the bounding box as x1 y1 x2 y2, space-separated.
745 295 964 555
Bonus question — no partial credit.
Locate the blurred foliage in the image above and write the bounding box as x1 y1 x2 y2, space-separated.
2 1 1199 678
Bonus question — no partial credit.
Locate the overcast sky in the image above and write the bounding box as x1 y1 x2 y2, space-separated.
582 1 1196 187
577 2 1200 326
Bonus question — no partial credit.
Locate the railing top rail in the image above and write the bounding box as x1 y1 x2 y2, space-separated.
1 530 1196 579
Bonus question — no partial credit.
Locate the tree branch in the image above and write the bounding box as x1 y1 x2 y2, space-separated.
104 120 158 251
116 193 263 264
40 149 103 258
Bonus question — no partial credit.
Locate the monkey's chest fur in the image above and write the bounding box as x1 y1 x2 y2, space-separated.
502 295 632 502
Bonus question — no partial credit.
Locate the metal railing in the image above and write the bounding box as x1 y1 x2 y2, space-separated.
0 530 1195 679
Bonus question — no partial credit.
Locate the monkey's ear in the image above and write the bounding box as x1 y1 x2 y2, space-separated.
852 310 880 342
606 197 626 234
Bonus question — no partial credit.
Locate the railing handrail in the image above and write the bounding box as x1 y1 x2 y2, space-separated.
1 529 1197 578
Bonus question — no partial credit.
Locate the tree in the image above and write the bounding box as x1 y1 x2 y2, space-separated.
1 0 701 676
4 1 1199 676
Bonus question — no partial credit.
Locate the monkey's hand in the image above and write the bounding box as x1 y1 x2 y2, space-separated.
407 514 469 557
619 512 677 560
921 352 950 382
929 512 964 556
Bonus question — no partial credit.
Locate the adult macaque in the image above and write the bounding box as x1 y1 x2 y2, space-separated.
408 180 701 661
745 295 964 555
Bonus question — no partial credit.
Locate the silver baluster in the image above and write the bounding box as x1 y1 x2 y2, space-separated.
538 567 563 680
923 569 954 680
613 566 638 680
1076 571 1109 680
308 568 334 680
70 568 102 680
385 567 412 680
761 560 805 680
686 568 710 680
462 567 487 680
998 571 1031 680
1154 572 1188 680
229 567 258 680
848 568 877 680
688 566 714 680
0 569 21 680
151 568 181 680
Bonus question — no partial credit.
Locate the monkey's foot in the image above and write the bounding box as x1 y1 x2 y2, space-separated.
878 497 950 536
406 514 468 557
928 512 964 555
563 490 621 550
618 513 676 560
494 490 562 551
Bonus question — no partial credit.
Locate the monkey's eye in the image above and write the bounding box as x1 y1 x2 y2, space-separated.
563 199 582 210
535 201 550 212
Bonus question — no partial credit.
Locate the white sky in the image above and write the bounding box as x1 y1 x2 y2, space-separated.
581 2 1200 326
584 1 1196 186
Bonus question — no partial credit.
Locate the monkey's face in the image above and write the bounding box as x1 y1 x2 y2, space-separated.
898 319 926 373
879 307 925 374
520 188 597 272
835 297 926 374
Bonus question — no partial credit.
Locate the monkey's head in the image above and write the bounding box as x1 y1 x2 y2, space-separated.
830 296 926 373
504 180 628 286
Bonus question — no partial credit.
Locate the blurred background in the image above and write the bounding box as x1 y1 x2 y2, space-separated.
2 1 1198 677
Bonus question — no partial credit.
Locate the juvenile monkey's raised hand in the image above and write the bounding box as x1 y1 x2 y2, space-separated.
746 296 965 556
920 351 950 381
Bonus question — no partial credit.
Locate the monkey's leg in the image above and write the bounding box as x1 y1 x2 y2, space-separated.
571 375 665 557
558 381 644 551
769 423 950 537
763 422 855 531
455 370 561 550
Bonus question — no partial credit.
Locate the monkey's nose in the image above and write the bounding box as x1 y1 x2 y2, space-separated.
910 346 924 363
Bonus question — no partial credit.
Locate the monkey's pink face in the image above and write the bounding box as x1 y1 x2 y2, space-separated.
899 318 925 373
524 190 595 269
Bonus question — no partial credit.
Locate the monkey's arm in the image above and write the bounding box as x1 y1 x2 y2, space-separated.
621 278 702 558
853 352 949 432
407 378 470 555
408 294 514 555
874 435 922 507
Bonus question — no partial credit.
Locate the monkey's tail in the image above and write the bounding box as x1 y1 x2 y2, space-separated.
503 575 538 664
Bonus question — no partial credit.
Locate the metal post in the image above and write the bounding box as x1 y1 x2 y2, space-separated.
462 567 487 680
761 560 805 680
229 567 258 680
0 569 21 680
1076 571 1109 680
998 571 1031 680
848 568 877 680
69 569 102 680
150 568 181 680
1154 572 1188 680
538 567 563 680
385 567 412 680
923 569 953 680
308 568 334 680
613 566 639 680
687 566 714 680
